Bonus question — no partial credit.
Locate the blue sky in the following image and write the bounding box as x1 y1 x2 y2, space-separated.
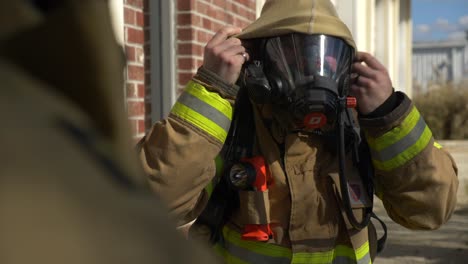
412 0 468 42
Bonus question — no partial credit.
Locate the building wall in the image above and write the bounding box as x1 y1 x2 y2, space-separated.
176 0 257 92
412 43 468 94
122 0 148 139
142 0 256 140
109 0 149 140
333 0 413 97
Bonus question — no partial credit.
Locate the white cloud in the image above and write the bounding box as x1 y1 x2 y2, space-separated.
436 18 450 27
448 31 466 40
459 15 468 28
435 18 457 31
416 24 431 33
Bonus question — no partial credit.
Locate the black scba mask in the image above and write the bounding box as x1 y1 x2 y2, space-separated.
244 33 356 132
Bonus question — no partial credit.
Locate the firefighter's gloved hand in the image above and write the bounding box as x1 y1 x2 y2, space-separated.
350 52 393 115
193 26 249 100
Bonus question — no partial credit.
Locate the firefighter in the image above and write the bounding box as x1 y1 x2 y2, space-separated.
0 1 219 263
138 0 459 263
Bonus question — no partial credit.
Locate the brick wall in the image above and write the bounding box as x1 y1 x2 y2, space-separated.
123 0 148 140
176 0 257 93
124 0 257 139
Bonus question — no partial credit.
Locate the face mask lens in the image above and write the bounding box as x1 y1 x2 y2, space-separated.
260 34 355 131
265 34 353 85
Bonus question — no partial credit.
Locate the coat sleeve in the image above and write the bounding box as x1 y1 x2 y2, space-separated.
138 79 235 225
359 92 459 230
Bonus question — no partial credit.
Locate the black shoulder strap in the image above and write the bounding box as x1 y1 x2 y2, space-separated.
357 135 388 255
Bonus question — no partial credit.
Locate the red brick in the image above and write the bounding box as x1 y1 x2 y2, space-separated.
210 21 225 33
178 58 196 71
197 30 212 44
126 45 136 61
178 43 203 56
177 28 195 41
225 1 233 11
126 0 144 9
196 59 204 68
202 17 213 31
207 6 220 21
137 119 146 134
137 83 146 98
124 7 135 24
126 83 136 98
179 72 195 86
127 27 144 44
210 9 220 21
196 1 209 14
238 0 256 8
136 11 144 27
127 65 145 81
224 13 234 25
178 0 194 11
127 101 145 116
213 0 224 8
178 13 191 25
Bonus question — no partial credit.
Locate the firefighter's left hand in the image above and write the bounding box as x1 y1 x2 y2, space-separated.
350 52 393 115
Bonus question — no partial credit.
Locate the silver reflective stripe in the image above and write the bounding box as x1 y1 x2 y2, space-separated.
370 115 427 162
177 91 231 132
333 254 371 264
292 254 371 264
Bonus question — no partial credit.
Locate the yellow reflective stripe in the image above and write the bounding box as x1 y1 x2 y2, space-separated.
292 242 370 264
171 81 233 143
205 182 214 197
171 102 228 142
434 141 443 149
219 226 371 264
185 81 233 119
367 107 420 151
372 126 432 171
214 244 250 264
215 155 224 179
366 106 434 171
355 241 370 261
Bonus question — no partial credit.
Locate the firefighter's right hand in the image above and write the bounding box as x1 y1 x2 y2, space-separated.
203 26 249 85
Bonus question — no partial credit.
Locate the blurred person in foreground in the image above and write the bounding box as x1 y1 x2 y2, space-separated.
0 1 219 263
138 0 458 263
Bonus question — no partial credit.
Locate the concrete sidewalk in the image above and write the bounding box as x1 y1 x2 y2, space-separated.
373 200 468 264
373 140 468 264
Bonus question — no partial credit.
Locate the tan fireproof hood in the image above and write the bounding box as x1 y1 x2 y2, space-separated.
236 0 356 51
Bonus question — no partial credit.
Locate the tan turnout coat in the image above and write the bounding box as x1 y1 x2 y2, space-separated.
139 0 458 263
